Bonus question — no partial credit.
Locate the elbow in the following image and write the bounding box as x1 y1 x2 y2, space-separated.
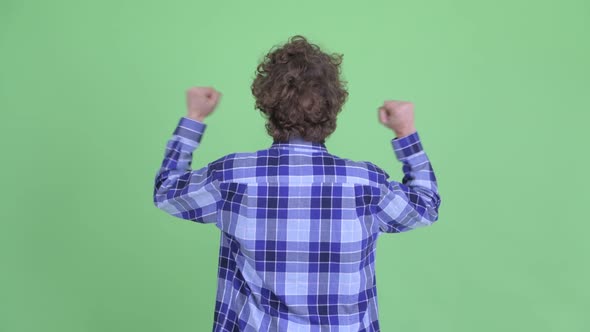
413 211 438 229
153 185 166 210
153 185 160 208
153 173 173 210
424 209 439 226
422 197 441 227
153 171 172 209
404 196 441 231
424 193 441 223
421 190 441 225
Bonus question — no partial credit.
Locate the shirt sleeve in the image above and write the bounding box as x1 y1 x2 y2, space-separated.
153 116 222 224
374 131 442 233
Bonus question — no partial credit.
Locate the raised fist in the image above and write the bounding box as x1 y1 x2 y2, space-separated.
378 100 417 138
186 86 222 122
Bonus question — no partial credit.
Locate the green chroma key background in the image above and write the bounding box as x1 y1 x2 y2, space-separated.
1 0 588 331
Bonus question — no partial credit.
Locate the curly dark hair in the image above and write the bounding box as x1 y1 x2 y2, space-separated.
251 35 349 143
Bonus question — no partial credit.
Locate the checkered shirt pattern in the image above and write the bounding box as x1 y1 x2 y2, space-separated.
153 116 441 331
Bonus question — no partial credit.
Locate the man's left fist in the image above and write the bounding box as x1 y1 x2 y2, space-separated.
186 86 222 122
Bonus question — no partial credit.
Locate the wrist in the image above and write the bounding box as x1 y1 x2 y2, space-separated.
186 114 206 123
393 127 416 138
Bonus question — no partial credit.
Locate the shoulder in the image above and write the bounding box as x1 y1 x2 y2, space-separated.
206 148 273 181
208 150 261 169
325 152 390 185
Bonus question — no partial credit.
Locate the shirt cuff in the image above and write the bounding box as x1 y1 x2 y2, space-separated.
391 131 423 160
173 116 207 144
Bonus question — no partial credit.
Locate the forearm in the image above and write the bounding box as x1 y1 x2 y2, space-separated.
154 117 206 189
376 131 441 233
153 117 217 221
392 131 440 205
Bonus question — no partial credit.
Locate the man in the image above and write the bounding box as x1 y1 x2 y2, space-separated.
153 35 441 331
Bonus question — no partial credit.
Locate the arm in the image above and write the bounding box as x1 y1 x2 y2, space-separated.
153 116 221 223
374 131 441 233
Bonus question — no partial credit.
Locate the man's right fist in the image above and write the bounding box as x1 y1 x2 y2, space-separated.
378 100 417 138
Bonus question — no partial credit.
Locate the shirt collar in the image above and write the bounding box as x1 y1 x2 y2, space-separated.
270 137 328 153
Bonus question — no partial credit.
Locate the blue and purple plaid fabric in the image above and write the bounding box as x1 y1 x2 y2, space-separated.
153 116 441 331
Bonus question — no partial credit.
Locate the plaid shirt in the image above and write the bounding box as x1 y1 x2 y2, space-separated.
153 117 441 331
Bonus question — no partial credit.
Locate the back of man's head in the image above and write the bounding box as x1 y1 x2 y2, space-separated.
251 35 349 143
